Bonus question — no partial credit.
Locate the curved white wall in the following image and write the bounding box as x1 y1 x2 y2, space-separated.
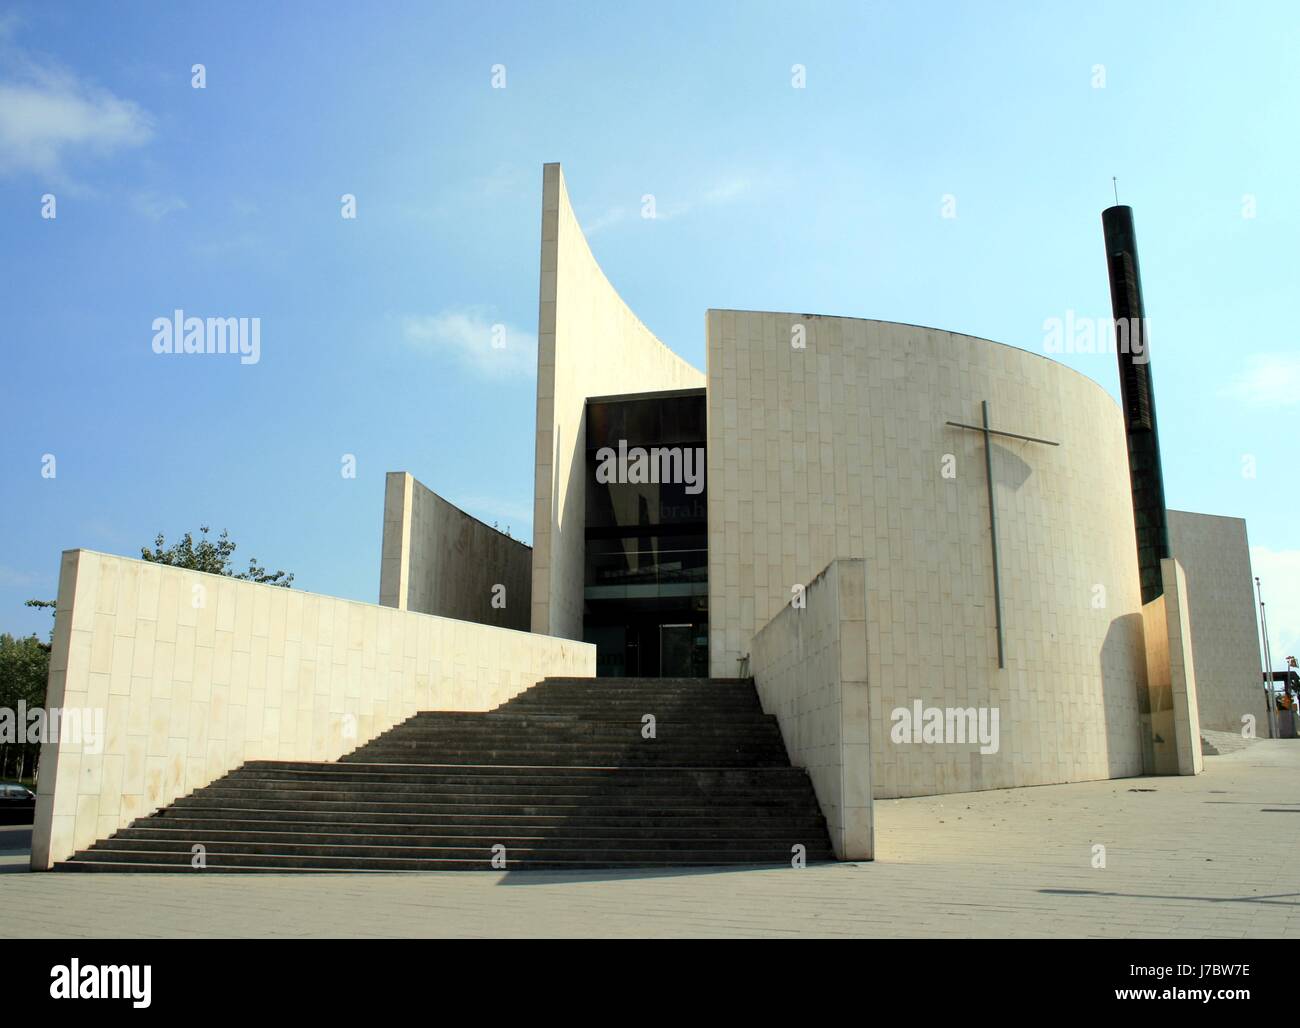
531 164 704 639
380 472 532 631
1167 510 1270 733
707 311 1149 796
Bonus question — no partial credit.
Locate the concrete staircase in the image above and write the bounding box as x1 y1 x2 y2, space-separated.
1199 729 1257 756
54 677 834 872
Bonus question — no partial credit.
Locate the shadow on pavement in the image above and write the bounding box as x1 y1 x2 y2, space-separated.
1040 887 1299 907
496 860 856 885
0 825 32 873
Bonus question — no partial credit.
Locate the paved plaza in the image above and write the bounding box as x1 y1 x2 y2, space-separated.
2 742 1296 938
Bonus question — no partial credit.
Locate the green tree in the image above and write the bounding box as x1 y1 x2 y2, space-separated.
24 598 55 636
0 632 50 782
141 526 294 587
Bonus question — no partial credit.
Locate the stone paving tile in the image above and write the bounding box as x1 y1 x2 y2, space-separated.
0 742 1296 938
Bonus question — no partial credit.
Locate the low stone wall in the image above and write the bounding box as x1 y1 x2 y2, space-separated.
1167 510 1270 734
749 558 872 860
31 549 594 869
379 472 532 630
1139 557 1204 776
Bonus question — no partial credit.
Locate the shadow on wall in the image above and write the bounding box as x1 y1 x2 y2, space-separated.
0 825 32 874
552 422 562 533
991 442 1033 491
1101 612 1149 778
567 412 582 535
538 417 585 637
551 414 587 637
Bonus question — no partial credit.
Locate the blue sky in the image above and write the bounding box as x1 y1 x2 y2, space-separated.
1 1 1297 661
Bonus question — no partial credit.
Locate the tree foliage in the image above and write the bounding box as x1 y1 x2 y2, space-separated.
5 527 290 782
141 526 294 587
0 632 49 781
0 633 49 711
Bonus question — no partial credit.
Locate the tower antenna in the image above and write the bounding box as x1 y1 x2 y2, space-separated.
1112 177 1119 205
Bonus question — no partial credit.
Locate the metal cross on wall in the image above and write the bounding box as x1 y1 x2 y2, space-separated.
945 400 1060 669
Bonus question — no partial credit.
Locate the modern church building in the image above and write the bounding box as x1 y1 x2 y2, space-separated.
31 165 1272 872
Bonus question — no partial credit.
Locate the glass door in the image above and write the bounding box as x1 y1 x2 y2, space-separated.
659 623 694 677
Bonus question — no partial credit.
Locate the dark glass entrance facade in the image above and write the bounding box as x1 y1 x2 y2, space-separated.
584 389 707 677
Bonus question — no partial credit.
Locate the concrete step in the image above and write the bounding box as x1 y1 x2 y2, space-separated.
56 675 835 872
346 750 788 765
1199 729 1257 755
226 765 813 788
340 753 792 768
89 835 829 859
167 795 815 817
66 844 828 869
177 783 817 806
382 719 782 734
125 817 831 839
53 854 821 873
152 806 829 829
497 712 761 720
214 774 813 799
523 677 751 689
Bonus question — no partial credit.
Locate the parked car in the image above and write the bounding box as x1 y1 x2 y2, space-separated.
0 782 35 825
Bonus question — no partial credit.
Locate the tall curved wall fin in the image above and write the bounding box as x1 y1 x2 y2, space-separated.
530 163 705 639
1103 204 1171 604
531 164 562 637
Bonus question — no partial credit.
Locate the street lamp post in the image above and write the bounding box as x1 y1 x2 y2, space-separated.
1255 576 1276 739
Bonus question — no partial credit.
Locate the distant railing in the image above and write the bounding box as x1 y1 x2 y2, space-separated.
587 548 707 587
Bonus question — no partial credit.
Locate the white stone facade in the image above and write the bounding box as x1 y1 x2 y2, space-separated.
1141 558 1205 775
1167 509 1270 734
379 471 532 631
32 549 593 869
750 558 872 859
706 310 1150 796
530 163 705 640
34 165 1267 876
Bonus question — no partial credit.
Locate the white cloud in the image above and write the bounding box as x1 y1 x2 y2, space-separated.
471 164 529 199
456 494 533 541
583 174 757 235
131 191 187 221
1251 545 1300 666
0 33 153 178
702 176 752 204
582 205 629 237
402 309 536 378
0 564 42 587
645 198 692 222
1224 354 1300 406
407 165 533 223
189 230 270 260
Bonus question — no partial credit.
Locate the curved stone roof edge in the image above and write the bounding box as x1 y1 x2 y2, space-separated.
549 163 704 381
402 472 532 549
705 307 1123 412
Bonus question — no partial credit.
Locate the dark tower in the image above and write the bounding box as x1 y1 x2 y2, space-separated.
1102 204 1170 604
